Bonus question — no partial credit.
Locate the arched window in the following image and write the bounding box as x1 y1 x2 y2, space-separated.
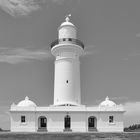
38 116 47 131
64 115 71 130
88 116 97 131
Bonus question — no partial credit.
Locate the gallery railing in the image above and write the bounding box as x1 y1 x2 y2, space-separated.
51 38 84 49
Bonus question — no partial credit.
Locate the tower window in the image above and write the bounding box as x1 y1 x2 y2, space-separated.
109 116 114 123
21 116 26 123
66 80 68 83
68 38 72 41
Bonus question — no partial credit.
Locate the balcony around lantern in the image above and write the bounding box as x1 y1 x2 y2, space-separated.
51 38 84 49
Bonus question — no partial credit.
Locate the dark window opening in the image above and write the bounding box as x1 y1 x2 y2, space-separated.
109 116 114 123
66 80 68 83
68 38 72 41
38 116 47 131
64 115 71 129
40 118 47 128
88 117 95 128
21 116 25 123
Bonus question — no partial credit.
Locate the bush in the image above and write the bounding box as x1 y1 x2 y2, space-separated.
124 124 140 132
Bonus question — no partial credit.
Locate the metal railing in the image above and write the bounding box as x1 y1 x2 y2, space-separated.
51 38 84 49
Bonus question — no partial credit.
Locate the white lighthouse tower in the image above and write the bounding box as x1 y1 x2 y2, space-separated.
51 15 84 106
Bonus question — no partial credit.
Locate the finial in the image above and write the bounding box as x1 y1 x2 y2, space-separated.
65 14 71 22
11 102 16 106
105 96 109 101
25 96 29 100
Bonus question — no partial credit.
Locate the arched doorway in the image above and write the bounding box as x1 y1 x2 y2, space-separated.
64 115 72 131
38 116 47 131
88 116 97 131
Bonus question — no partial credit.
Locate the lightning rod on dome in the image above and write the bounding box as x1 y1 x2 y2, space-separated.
106 96 109 100
25 96 29 100
65 14 71 22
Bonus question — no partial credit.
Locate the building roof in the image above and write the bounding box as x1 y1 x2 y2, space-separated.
10 104 124 112
17 96 37 107
99 96 116 107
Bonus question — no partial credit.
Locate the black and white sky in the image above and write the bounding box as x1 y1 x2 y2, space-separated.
0 0 139 129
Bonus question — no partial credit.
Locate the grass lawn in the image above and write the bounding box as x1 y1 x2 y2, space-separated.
0 132 140 140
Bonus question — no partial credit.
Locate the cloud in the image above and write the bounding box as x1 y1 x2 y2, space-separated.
0 47 52 64
83 50 99 56
136 33 140 38
124 102 140 116
122 51 140 61
122 57 129 61
95 96 128 105
0 0 44 16
128 52 140 57
52 0 64 5
124 101 140 126
111 96 129 101
82 45 99 57
0 106 10 130
51 0 81 5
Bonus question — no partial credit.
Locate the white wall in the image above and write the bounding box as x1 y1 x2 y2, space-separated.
71 112 86 132
10 112 36 132
10 110 124 132
36 112 86 132
97 112 124 132
36 112 65 132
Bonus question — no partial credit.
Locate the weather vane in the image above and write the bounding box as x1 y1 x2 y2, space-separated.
65 14 71 22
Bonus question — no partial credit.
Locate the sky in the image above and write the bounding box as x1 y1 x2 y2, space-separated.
0 0 139 129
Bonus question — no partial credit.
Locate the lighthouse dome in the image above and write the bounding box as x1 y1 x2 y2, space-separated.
60 14 75 27
99 96 116 107
60 18 75 27
58 15 77 39
17 96 37 107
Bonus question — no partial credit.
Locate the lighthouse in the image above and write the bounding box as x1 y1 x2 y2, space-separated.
10 15 125 133
51 15 84 106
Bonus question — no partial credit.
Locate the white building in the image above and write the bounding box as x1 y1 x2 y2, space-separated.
10 16 125 132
